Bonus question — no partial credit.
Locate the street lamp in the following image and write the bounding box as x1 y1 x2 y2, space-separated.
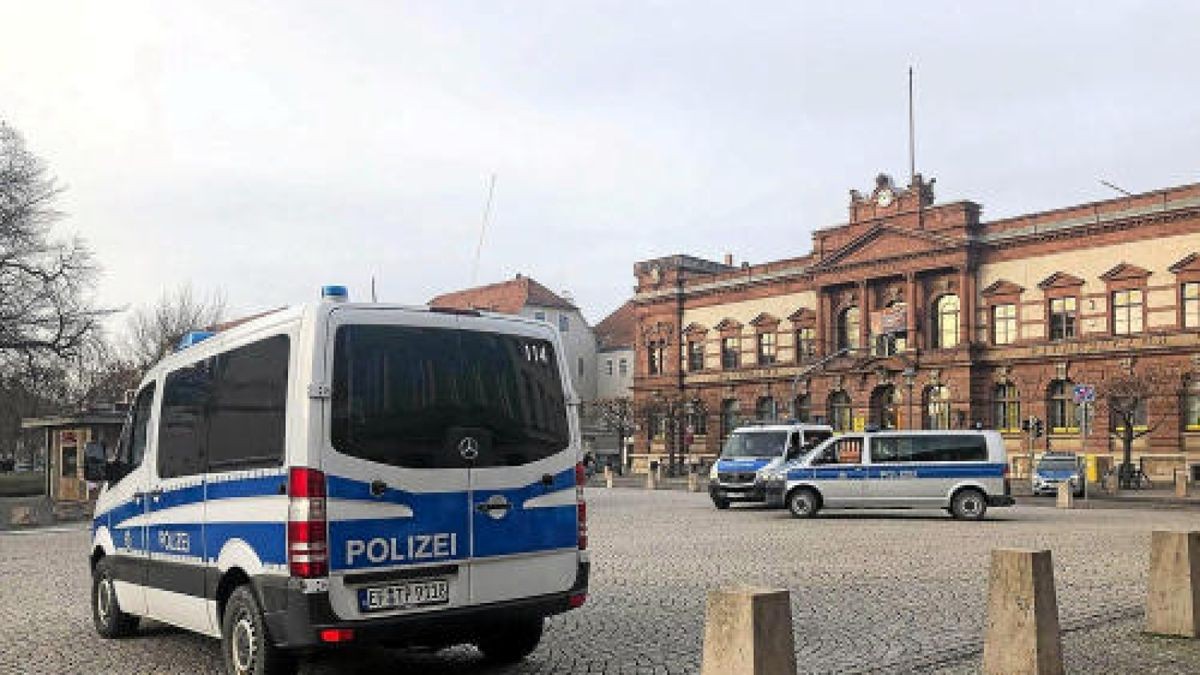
902 366 916 430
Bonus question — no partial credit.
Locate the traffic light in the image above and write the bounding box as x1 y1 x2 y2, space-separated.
1033 418 1044 438
1021 418 1031 433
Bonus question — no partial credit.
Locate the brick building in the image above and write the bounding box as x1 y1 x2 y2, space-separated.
631 173 1200 479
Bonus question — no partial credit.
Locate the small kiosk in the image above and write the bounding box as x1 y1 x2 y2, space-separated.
21 408 126 505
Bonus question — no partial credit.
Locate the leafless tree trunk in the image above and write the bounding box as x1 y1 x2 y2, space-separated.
1098 366 1170 488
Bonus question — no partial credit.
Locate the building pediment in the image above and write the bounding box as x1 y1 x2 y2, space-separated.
681 322 709 336
1037 271 1084 290
1099 262 1151 282
981 279 1025 297
1169 253 1200 274
788 307 817 324
713 318 742 333
748 312 779 328
812 225 964 270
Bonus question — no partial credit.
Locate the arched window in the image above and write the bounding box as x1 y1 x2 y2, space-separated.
837 307 861 351
932 295 960 349
923 385 951 430
870 385 899 430
1186 381 1200 431
755 396 777 422
720 399 740 440
828 391 853 431
792 394 811 423
994 383 1020 432
1047 380 1077 432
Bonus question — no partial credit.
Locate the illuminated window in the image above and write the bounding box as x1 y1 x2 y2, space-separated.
1047 380 1078 432
932 295 960 349
993 383 1020 432
837 307 860 351
992 304 1017 345
1112 289 1144 335
923 385 951 430
757 333 776 365
1184 283 1200 328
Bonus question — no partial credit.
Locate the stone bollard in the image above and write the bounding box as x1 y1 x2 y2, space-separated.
604 466 613 489
700 587 796 675
1055 482 1074 509
8 506 34 527
1145 530 1200 637
645 468 657 490
1177 471 1190 499
982 549 1063 675
687 472 700 492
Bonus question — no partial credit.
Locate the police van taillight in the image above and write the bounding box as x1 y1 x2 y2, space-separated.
575 462 588 551
288 467 328 578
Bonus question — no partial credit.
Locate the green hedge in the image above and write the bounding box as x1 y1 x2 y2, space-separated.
0 473 45 498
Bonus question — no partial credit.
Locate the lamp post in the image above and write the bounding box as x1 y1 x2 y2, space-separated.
902 366 916 430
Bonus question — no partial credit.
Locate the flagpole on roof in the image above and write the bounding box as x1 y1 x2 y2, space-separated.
471 173 498 286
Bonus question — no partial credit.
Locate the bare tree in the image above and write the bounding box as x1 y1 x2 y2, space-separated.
123 284 227 371
1097 366 1170 488
585 397 634 473
0 121 103 366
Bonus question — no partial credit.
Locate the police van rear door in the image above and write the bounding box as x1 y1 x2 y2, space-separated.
322 308 578 619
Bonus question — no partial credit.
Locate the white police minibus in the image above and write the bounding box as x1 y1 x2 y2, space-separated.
763 430 1015 520
707 423 833 509
86 287 589 674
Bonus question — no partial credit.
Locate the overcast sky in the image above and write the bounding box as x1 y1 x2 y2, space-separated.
3 1 1198 327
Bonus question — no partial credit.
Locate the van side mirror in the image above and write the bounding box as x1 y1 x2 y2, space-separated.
83 441 108 482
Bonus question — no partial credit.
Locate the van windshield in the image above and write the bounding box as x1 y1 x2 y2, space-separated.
331 325 570 469
1037 458 1078 472
720 431 788 459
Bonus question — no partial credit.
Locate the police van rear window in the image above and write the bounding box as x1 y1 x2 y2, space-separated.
871 434 988 463
331 325 570 469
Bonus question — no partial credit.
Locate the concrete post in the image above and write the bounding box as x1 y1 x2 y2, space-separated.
646 468 657 490
687 472 699 492
1055 482 1074 509
604 466 613 489
1177 471 1190 499
700 587 796 675
1145 530 1200 637
982 549 1063 675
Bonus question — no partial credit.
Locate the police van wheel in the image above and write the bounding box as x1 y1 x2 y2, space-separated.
787 488 820 519
92 557 140 639
475 617 544 664
221 585 296 675
950 488 988 521
712 497 731 510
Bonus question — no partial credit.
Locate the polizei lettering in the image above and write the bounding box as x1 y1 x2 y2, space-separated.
346 533 458 566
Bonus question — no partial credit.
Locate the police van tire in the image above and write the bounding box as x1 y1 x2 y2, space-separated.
221 585 297 675
950 488 988 521
92 557 140 639
712 497 731 510
787 487 820 519
475 616 544 664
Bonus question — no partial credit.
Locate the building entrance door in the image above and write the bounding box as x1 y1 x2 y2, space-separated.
55 428 90 502
870 385 899 430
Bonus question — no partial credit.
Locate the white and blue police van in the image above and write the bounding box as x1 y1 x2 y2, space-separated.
707 423 833 509
85 286 589 675
763 430 1015 520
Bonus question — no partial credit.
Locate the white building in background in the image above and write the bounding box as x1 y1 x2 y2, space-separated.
429 274 598 401
594 300 635 400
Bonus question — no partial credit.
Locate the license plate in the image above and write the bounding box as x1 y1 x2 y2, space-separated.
358 579 449 613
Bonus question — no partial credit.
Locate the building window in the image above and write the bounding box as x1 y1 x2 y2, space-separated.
648 340 666 375
837 307 860 351
992 304 1017 345
1049 297 1077 341
792 394 811 423
828 391 853 431
993 383 1020 432
1185 384 1200 430
688 403 708 436
932 295 960 349
558 315 569 332
755 396 777 422
870 385 898 430
1184 283 1200 329
794 327 815 361
606 359 613 376
619 358 628 376
1047 380 1078 432
1111 289 1144 335
534 311 546 321
721 337 740 369
686 340 705 371
757 333 776 365
720 399 740 439
923 385 951 430
578 357 585 378
1109 397 1148 433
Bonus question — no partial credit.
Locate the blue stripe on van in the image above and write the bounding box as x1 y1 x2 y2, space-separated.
787 462 1006 481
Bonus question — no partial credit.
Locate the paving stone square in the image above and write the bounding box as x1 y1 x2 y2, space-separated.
1 489 1198 673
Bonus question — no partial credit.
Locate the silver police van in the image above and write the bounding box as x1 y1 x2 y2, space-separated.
763 430 1015 520
86 286 589 674
707 423 833 509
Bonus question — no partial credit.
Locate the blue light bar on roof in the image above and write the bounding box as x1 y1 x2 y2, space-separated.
176 330 214 351
322 285 349 302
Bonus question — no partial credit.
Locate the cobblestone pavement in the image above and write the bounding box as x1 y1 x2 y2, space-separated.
1 489 1198 673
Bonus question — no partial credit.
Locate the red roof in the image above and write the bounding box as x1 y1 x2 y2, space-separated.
429 275 576 314
594 300 635 349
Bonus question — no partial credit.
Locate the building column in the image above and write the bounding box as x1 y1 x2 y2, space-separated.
959 267 973 346
859 280 871 352
815 289 828 357
906 272 919 351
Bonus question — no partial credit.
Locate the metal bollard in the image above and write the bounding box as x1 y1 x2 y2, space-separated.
982 548 1064 675
701 587 796 675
